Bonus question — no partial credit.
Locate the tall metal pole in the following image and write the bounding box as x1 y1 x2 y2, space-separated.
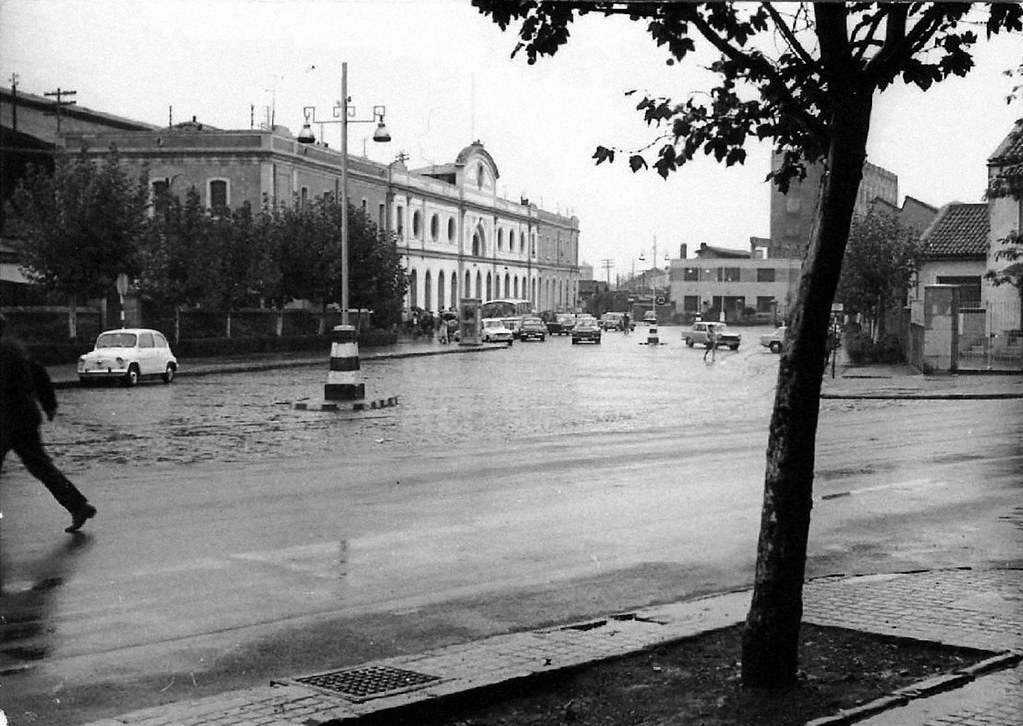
340 62 350 327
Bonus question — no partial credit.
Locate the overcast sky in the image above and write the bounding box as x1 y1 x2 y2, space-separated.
2 0 1021 281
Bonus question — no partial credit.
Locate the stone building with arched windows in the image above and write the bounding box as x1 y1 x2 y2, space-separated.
56 115 581 317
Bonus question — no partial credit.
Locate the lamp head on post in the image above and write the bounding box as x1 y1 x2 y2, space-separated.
297 106 317 145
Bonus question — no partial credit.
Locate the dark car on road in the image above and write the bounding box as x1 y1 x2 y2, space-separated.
571 317 602 344
519 316 547 341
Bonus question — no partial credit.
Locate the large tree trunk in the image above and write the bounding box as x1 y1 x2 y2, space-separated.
741 41 873 686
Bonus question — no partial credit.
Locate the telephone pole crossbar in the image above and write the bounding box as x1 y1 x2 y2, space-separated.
44 87 77 133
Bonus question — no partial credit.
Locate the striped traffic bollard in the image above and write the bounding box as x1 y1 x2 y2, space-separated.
647 325 659 346
325 324 365 401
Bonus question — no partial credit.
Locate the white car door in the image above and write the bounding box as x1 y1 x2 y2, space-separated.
137 331 156 375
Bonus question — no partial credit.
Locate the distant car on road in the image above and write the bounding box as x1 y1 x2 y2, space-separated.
683 321 741 351
481 318 514 345
643 311 658 324
759 326 788 353
571 317 602 344
519 316 547 341
78 328 178 386
599 312 635 331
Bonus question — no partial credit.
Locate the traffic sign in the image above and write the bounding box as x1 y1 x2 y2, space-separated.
655 295 666 305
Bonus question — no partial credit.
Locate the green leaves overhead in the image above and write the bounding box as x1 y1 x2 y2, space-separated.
473 2 1022 192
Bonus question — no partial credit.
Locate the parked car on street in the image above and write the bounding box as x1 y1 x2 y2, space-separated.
759 325 788 353
481 318 514 345
78 328 178 386
571 317 602 344
682 321 741 350
599 312 634 331
519 316 547 341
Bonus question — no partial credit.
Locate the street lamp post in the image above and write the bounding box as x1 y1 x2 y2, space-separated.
297 63 391 403
297 62 390 327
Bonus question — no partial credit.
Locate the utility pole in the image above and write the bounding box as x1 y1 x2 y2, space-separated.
600 258 615 287
9 73 19 132
44 87 77 134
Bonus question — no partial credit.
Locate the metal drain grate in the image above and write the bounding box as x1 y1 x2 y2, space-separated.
294 665 441 702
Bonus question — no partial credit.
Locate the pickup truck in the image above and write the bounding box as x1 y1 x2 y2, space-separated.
682 321 741 350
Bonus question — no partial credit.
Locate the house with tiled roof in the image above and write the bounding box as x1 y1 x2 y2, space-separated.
914 202 989 305
986 119 1023 328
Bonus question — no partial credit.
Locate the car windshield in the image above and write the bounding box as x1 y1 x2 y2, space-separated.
483 320 503 329
96 332 137 348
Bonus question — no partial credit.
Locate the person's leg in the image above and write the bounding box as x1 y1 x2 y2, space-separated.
11 426 91 514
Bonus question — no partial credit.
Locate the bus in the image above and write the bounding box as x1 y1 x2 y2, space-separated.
479 298 534 338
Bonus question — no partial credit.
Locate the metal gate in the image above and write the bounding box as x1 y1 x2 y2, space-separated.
957 300 1023 372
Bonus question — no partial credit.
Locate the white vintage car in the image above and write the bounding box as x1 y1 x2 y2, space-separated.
78 328 178 386
481 318 514 345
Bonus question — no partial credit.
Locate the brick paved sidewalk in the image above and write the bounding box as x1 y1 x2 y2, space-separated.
83 567 1022 726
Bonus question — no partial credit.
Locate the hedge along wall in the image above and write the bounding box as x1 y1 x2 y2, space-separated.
1 307 103 343
3 306 396 365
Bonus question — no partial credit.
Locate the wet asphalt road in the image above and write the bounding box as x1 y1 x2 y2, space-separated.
1 326 1020 724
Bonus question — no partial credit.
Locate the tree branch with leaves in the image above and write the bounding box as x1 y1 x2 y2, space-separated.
473 0 1022 690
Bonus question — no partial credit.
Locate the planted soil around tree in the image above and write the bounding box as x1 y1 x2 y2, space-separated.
385 623 990 726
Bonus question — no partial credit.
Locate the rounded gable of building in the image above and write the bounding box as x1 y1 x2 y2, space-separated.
455 141 500 192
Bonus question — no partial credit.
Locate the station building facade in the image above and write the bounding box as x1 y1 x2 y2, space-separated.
60 122 581 316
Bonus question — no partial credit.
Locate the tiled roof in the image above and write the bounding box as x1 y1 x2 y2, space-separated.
920 203 988 259
989 119 1023 165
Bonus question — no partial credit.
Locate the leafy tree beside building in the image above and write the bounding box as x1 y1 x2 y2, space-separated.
836 209 922 343
4 148 150 339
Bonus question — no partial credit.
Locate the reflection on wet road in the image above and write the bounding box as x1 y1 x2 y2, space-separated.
1 328 1019 724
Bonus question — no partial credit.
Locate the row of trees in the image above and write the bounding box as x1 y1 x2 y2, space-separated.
3 150 408 339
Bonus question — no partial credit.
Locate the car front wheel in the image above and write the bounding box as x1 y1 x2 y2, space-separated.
770 341 781 353
162 364 175 384
685 337 694 347
123 364 140 387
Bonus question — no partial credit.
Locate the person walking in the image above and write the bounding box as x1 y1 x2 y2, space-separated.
0 314 96 533
703 323 718 363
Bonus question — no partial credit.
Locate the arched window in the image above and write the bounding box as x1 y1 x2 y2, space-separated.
413 210 422 239
424 271 432 311
450 273 458 308
408 269 418 309
504 273 510 297
477 164 484 189
475 270 482 299
465 271 471 300
513 276 519 298
486 272 493 300
509 230 516 252
497 228 504 251
447 217 456 243
472 223 486 257
430 214 439 242
396 205 405 239
437 271 445 310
